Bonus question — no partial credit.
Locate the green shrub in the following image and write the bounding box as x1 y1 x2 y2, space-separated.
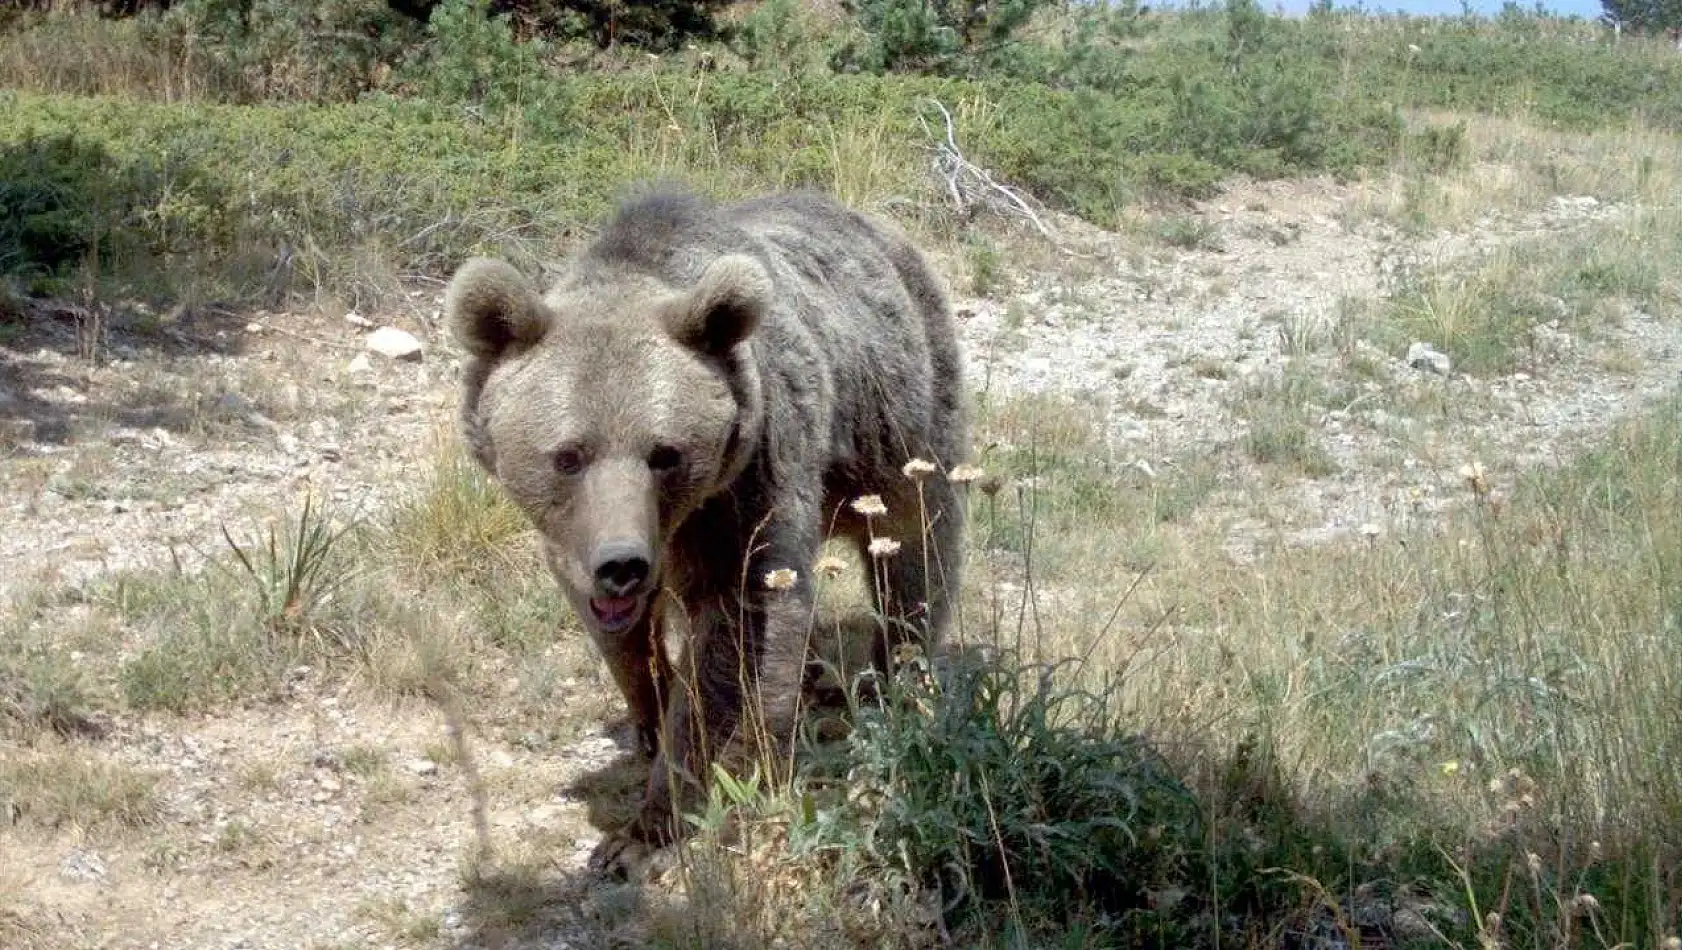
835 653 1205 940
1345 14 1682 129
410 0 729 50
1405 119 1471 173
1135 152 1225 201
0 131 113 290
0 129 228 297
833 0 1056 75
396 0 552 113
152 0 421 103
559 0 730 49
1601 0 1682 35
1225 0 1271 70
729 0 831 75
1004 0 1149 91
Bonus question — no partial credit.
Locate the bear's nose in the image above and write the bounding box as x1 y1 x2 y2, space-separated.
591 539 652 598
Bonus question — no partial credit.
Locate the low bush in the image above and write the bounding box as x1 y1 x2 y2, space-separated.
0 55 1401 305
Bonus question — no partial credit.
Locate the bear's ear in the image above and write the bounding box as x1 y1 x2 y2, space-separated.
668 254 769 356
446 258 552 360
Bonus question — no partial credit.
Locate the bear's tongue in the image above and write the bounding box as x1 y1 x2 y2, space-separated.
590 596 639 627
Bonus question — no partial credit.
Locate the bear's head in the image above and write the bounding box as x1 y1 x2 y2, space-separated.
445 254 769 636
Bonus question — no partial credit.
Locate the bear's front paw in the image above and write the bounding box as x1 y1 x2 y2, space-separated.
588 802 682 880
587 829 676 882
587 831 650 880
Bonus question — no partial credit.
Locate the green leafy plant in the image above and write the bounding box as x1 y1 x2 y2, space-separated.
399 0 550 112
218 491 363 646
834 0 1056 75
839 651 1203 938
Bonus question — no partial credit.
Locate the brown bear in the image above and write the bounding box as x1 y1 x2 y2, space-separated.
444 187 968 871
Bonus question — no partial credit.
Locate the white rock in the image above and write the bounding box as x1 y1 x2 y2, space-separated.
366 327 423 362
344 310 373 329
59 848 107 881
346 354 373 375
1405 341 1452 376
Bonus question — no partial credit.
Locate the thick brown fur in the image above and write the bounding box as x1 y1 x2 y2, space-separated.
445 187 968 869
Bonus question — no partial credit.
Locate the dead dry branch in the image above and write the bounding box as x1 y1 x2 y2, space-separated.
918 98 1055 241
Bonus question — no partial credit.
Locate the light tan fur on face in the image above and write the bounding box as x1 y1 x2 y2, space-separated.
447 255 764 618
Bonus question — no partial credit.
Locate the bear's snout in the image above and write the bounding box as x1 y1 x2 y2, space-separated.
590 538 653 599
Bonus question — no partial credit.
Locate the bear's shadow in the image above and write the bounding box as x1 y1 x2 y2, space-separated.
452 612 959 946
561 658 872 844
560 608 991 833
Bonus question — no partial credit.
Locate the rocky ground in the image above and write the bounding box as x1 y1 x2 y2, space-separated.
2 171 1679 949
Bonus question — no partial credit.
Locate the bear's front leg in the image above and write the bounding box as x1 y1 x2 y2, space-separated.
591 530 816 877
587 596 738 877
585 602 674 761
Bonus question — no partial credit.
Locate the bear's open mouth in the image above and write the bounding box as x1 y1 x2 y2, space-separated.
588 595 643 632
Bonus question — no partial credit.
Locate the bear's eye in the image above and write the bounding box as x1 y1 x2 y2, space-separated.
553 446 587 476
648 445 684 472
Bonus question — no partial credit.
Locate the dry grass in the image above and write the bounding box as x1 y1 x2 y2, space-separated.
379 429 534 584
0 742 160 832
604 381 1682 947
956 361 1679 805
1364 206 1681 375
0 865 50 950
355 894 445 946
1352 110 1682 233
0 12 201 101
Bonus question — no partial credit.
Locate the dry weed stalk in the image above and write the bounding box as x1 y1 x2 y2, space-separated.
919 98 1055 241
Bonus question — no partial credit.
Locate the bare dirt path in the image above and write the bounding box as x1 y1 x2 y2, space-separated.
963 178 1681 554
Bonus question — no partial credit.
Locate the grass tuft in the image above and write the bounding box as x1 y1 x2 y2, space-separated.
381 437 531 584
111 493 376 712
1233 369 1342 478
0 745 159 831
218 490 366 649
0 628 102 740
